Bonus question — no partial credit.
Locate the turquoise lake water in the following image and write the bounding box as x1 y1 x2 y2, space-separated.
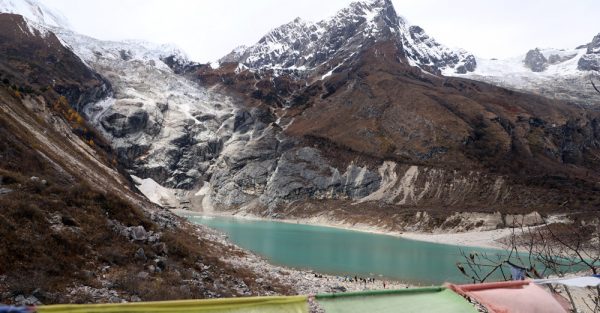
183 214 510 285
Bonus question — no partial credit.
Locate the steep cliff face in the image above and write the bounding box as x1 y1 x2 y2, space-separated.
53 28 239 190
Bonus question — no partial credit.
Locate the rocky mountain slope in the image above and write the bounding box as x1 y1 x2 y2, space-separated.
3 0 599 235
14 0 593 231
182 0 600 228
54 28 239 193
193 42 600 227
0 12 300 305
446 34 600 106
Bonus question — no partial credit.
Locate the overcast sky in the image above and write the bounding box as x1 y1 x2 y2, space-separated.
44 0 600 63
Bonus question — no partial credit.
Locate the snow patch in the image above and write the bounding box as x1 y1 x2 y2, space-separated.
194 182 215 213
131 175 177 207
321 69 334 80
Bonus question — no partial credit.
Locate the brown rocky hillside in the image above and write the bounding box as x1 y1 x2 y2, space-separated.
0 13 293 305
189 39 600 226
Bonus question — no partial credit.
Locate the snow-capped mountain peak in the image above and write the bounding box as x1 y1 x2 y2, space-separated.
0 0 69 29
220 0 475 75
334 0 399 28
397 18 475 73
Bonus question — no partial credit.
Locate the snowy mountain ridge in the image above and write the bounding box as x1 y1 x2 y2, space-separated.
220 0 476 75
0 0 68 28
0 0 190 72
447 42 600 105
55 28 191 73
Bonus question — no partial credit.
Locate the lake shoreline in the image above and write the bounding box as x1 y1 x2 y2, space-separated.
187 215 411 302
180 209 593 312
172 209 511 251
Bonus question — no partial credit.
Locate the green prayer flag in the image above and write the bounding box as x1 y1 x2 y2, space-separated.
316 287 477 313
36 295 308 313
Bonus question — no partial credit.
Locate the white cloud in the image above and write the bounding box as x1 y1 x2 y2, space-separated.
43 0 600 62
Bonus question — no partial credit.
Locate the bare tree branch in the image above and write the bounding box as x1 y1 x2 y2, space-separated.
457 220 600 312
591 77 600 95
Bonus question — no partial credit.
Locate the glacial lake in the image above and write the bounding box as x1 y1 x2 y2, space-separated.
182 214 511 285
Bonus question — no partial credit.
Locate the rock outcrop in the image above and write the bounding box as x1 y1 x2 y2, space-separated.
402 25 476 74
577 54 600 71
577 34 600 71
524 48 548 72
52 28 238 189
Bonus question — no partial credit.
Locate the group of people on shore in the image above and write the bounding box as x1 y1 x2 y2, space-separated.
313 273 388 288
341 275 377 284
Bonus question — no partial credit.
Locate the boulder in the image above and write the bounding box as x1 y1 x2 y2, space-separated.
152 242 168 255
147 232 160 243
154 258 167 271
14 295 40 306
108 296 122 303
134 248 147 261
130 295 142 302
0 187 12 195
136 271 149 279
130 226 148 241
455 55 477 74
